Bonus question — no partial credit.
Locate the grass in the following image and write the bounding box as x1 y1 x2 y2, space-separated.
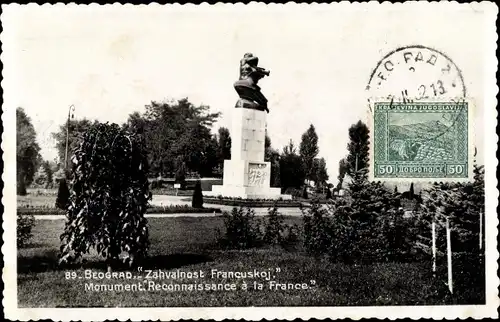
17 216 480 307
18 194 57 208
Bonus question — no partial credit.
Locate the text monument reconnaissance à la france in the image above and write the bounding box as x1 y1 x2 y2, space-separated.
208 53 291 199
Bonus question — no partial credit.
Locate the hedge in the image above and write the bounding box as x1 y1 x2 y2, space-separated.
202 197 305 208
17 205 222 216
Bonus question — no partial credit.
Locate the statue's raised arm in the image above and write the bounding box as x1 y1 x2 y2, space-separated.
234 53 270 113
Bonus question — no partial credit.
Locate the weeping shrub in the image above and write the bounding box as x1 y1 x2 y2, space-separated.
59 122 151 270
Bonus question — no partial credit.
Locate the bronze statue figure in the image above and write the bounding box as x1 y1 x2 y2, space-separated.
234 53 270 113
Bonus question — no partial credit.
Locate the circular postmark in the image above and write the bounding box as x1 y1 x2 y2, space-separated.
366 45 466 103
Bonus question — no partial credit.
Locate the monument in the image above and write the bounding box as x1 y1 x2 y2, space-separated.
208 53 291 200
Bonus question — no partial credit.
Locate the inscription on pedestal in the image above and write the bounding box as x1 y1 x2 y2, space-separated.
248 163 268 187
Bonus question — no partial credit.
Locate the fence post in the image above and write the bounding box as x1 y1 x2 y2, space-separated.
479 211 483 250
432 221 436 274
446 217 453 294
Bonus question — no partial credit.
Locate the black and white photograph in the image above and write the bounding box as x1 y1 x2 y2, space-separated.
2 2 498 320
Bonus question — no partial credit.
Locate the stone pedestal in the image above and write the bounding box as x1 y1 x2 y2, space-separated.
207 108 291 200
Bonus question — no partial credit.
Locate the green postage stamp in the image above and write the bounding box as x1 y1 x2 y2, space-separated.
371 100 473 181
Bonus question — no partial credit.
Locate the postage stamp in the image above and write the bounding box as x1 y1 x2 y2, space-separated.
370 99 473 181
1 2 499 321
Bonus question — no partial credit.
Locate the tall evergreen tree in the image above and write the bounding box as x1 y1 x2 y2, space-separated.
337 157 349 190
313 157 329 189
345 121 370 178
299 124 319 183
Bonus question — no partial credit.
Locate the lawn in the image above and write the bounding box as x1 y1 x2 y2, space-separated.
17 194 57 208
17 216 478 308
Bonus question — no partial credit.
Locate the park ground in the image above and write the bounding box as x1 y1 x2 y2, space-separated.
18 214 483 307
17 192 304 216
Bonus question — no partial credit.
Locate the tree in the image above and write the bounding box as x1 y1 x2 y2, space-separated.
313 157 329 189
299 124 319 182
420 164 485 252
337 158 348 189
33 160 55 188
59 122 151 270
279 140 305 190
41 160 54 188
52 119 94 172
123 98 221 177
409 182 415 199
345 121 370 178
264 133 281 188
217 127 231 163
17 108 41 195
192 180 204 208
345 169 410 259
55 178 70 209
33 165 48 187
199 135 219 177
264 132 272 160
412 164 485 301
174 157 187 189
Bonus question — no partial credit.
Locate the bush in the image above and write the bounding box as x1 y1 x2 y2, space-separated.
325 187 332 199
281 223 300 248
217 206 300 250
263 207 285 245
59 122 151 269
55 178 70 210
17 213 35 247
263 206 300 248
283 187 302 199
218 207 263 249
148 205 220 214
150 179 163 189
302 201 339 257
192 181 203 208
301 186 309 199
302 174 416 263
17 205 222 216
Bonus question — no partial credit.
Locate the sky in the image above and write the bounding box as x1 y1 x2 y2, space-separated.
3 3 493 184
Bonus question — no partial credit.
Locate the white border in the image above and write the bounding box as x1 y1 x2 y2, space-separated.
2 2 499 320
